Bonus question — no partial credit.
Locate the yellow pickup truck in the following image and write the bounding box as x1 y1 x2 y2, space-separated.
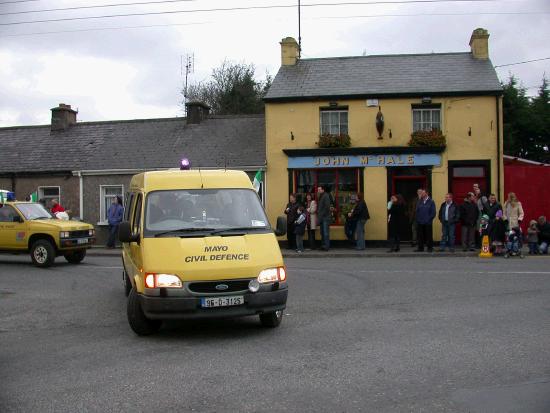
0 201 95 267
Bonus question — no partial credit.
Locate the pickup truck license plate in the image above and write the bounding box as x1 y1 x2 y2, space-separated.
77 238 88 245
201 296 244 308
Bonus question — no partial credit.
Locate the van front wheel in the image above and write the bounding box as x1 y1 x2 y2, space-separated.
259 310 283 328
127 288 161 336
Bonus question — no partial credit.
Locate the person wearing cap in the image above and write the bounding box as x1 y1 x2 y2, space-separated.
459 192 479 251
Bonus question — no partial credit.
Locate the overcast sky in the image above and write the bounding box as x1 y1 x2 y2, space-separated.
0 0 549 127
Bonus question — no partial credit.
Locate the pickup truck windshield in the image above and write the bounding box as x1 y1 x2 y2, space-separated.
144 189 270 237
16 203 53 220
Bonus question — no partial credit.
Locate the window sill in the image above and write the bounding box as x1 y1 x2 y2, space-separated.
96 222 109 226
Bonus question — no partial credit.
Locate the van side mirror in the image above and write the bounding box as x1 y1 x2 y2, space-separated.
274 216 287 236
118 221 139 243
13 215 23 223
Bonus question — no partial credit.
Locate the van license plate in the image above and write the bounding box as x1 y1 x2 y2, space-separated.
201 296 244 308
77 238 88 244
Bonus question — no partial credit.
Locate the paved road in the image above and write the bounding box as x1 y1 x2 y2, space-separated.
0 255 549 412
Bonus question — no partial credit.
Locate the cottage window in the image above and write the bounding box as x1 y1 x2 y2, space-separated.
100 185 124 224
412 107 441 132
320 110 348 135
38 186 61 205
292 168 361 225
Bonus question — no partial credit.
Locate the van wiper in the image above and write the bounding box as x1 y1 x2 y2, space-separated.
210 226 267 235
154 227 215 237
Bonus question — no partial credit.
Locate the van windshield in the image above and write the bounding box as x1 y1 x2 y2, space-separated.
144 189 270 237
16 203 53 220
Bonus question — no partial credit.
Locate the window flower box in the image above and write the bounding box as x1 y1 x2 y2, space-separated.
317 133 351 148
408 130 446 147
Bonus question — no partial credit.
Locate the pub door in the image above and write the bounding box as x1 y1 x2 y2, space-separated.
392 176 427 241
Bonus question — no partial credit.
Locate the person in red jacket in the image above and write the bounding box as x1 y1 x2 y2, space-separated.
50 199 65 214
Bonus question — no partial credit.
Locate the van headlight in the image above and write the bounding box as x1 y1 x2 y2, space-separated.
257 267 286 283
89 229 95 236
144 273 183 288
60 231 70 238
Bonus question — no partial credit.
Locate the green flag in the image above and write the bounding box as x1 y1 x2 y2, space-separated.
253 170 262 193
0 192 4 203
30 191 38 202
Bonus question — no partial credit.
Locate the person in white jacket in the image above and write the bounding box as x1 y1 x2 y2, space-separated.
503 192 524 229
305 193 317 250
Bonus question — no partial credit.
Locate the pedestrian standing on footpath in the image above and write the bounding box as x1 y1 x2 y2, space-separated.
473 185 488 248
348 192 370 250
409 189 423 247
438 193 460 252
459 192 479 251
503 192 524 230
317 186 332 251
294 205 306 253
388 194 406 252
537 216 550 254
107 195 124 249
305 193 317 250
284 194 300 250
490 209 506 254
483 194 502 224
527 220 539 255
415 190 436 252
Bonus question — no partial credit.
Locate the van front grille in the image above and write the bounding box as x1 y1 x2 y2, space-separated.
70 230 90 238
188 280 251 294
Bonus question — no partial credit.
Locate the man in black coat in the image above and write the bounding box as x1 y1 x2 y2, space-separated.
438 193 460 252
284 194 300 250
459 192 479 251
483 194 502 224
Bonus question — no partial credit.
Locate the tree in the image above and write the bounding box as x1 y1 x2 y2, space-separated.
182 60 271 115
502 75 550 162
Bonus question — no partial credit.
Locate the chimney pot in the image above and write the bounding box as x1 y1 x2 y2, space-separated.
469 28 490 59
51 103 77 131
185 101 210 124
280 37 299 66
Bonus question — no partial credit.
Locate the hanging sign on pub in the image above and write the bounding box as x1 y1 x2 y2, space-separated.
288 153 441 169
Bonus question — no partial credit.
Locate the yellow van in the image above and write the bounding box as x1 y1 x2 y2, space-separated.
119 169 288 335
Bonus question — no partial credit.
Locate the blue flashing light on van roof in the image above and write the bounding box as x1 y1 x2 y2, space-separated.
180 158 191 170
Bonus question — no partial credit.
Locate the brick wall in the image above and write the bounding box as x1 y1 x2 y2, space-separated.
0 177 13 191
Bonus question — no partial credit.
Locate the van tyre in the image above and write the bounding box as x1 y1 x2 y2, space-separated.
30 239 55 268
259 310 284 328
127 287 161 335
64 250 86 264
123 270 132 296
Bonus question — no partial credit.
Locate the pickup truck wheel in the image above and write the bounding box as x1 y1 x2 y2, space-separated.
30 239 55 268
64 250 86 264
127 287 161 336
259 310 284 328
123 270 132 296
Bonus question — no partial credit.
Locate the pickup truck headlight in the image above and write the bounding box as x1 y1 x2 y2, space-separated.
60 231 70 238
144 273 182 288
258 267 286 283
88 229 95 236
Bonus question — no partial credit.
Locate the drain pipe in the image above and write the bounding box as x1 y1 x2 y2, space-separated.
496 96 501 201
78 171 83 220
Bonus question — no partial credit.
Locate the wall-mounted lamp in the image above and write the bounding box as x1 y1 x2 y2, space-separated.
329 101 338 107
468 127 472 136
389 129 392 139
422 97 432 104
376 106 384 140
290 131 295 140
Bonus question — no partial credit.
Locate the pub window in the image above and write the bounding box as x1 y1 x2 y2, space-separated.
320 109 348 135
292 168 361 225
412 107 441 132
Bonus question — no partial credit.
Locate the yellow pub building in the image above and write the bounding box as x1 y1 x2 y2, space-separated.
264 28 504 243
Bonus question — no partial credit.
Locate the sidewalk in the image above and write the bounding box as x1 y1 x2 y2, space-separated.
88 245 484 258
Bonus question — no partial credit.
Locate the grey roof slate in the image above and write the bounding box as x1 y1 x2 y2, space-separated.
0 115 265 173
265 52 502 100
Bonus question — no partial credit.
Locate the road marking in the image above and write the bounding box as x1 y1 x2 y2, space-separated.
91 266 123 269
292 268 550 275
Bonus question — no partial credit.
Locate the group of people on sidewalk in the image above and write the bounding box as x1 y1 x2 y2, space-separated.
283 183 550 255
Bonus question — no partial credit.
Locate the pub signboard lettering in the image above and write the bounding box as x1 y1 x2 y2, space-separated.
287 154 441 169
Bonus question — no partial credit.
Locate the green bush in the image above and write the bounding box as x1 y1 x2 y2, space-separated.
408 129 446 147
318 133 351 148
